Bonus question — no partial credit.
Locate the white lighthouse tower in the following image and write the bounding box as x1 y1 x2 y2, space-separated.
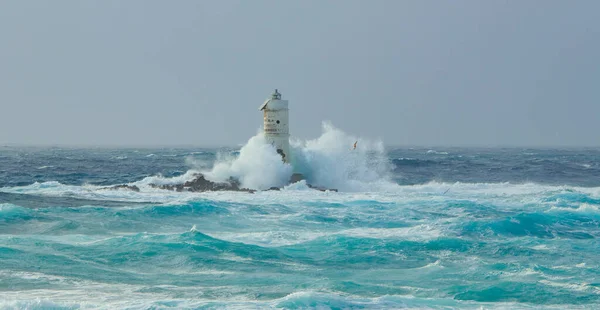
259 89 290 163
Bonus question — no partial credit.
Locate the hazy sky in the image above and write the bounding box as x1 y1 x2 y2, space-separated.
1 0 598 147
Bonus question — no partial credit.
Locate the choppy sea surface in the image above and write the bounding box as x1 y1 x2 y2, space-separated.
1 140 600 309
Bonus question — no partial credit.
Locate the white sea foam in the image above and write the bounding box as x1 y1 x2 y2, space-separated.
0 270 75 285
548 203 600 213
427 150 449 155
0 203 25 213
0 180 198 204
134 169 200 187
208 230 329 247
337 225 442 241
2 178 600 210
539 279 599 293
0 294 582 310
282 179 312 191
531 244 552 251
208 224 442 248
198 121 393 191
203 131 293 190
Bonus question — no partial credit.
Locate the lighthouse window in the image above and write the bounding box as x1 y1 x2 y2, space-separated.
276 120 280 124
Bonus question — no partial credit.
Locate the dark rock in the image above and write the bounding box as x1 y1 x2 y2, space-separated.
150 173 255 193
120 172 338 194
109 184 140 192
289 173 337 192
307 183 338 192
290 173 305 183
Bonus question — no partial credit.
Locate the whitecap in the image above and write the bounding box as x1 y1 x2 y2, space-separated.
548 203 600 214
426 150 449 155
539 279 599 293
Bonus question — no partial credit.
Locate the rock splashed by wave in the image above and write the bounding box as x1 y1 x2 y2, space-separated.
200 122 392 192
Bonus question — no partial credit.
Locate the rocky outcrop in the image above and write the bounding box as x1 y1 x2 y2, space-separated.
108 173 337 193
307 184 338 192
289 173 338 192
149 173 256 193
108 184 140 192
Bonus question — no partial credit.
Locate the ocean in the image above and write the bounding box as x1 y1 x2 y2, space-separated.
1 126 599 309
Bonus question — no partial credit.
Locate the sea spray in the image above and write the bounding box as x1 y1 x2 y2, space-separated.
290 121 393 191
201 121 393 191
135 169 201 187
203 133 293 190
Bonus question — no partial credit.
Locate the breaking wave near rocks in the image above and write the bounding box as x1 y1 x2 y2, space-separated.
1 122 600 309
201 121 394 192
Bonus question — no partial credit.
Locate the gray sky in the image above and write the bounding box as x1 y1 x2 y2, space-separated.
1 0 598 147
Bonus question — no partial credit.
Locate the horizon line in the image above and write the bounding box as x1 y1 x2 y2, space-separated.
2 142 599 149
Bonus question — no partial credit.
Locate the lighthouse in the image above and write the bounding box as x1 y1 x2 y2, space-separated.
259 89 290 163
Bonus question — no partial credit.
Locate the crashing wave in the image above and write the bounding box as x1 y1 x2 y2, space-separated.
199 121 393 191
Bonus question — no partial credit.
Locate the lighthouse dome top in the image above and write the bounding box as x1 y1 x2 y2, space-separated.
259 89 287 111
271 89 282 100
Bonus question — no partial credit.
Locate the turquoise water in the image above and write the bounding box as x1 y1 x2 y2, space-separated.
1 146 599 309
